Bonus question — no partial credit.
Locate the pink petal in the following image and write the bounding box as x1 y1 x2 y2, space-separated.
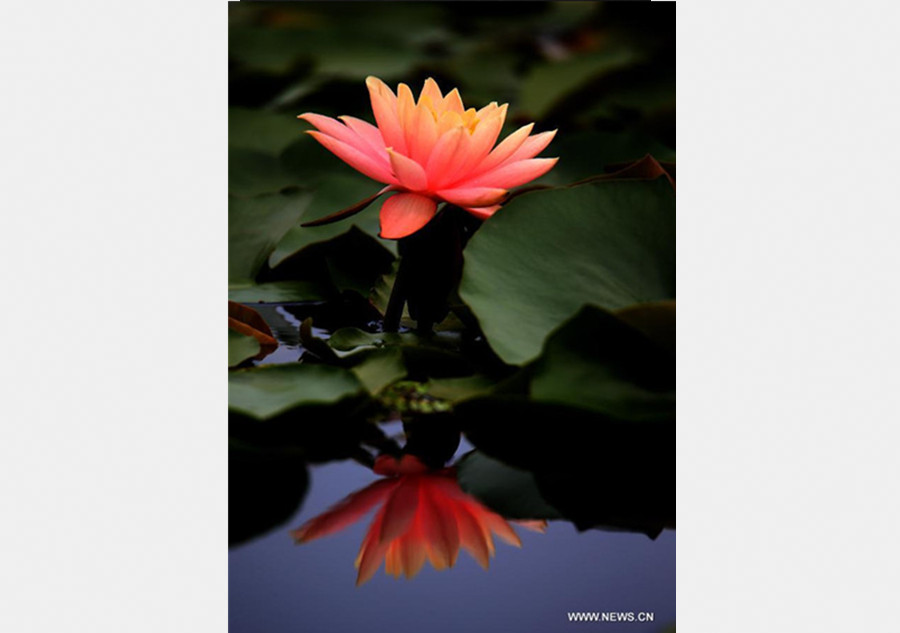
425 126 465 187
454 503 492 569
356 506 391 585
464 129 558 186
398 517 428 578
436 187 507 208
387 149 428 191
464 157 558 189
300 113 388 168
508 129 557 162
460 500 495 556
475 123 534 175
455 103 508 178
442 87 465 114
373 455 401 476
461 204 502 220
307 131 396 184
379 193 438 239
299 113 354 143
378 477 421 544
338 115 387 159
480 508 522 548
473 103 507 150
429 473 472 501
366 76 408 155
396 83 418 151
291 478 398 543
514 519 549 533
397 455 429 475
436 110 465 136
418 78 443 105
406 103 439 166
419 486 460 569
384 541 403 578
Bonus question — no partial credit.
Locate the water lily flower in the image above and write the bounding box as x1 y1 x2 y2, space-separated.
298 76 558 239
292 454 547 585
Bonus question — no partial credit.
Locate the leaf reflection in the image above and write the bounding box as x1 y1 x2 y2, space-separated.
292 454 546 585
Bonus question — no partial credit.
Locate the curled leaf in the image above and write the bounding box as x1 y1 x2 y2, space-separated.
228 301 278 360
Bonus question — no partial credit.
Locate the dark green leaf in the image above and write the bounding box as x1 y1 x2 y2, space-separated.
456 451 562 520
229 189 313 284
228 280 330 303
229 148 302 197
425 375 496 403
460 178 675 365
269 174 393 268
228 364 363 420
229 330 261 368
280 136 369 181
229 107 305 155
351 348 407 394
455 396 673 537
531 305 674 421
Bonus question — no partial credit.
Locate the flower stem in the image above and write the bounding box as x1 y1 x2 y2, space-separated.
383 256 409 333
382 205 477 334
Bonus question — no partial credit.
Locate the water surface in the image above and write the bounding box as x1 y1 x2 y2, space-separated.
229 456 675 633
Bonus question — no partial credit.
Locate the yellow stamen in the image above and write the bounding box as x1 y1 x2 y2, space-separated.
461 108 480 133
418 95 439 123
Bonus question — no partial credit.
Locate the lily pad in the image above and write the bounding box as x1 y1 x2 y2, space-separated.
268 226 395 300
228 280 329 304
229 148 302 197
229 107 305 155
229 330 261 368
424 375 497 403
530 305 674 421
455 396 673 536
460 178 675 365
456 451 562 521
228 364 364 420
229 189 313 284
350 348 407 394
369 259 405 318
269 174 392 268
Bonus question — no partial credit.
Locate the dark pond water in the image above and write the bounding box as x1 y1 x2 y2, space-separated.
230 302 675 632
229 455 675 633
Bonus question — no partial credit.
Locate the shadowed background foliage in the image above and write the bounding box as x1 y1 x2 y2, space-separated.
229 1 674 297
229 0 675 547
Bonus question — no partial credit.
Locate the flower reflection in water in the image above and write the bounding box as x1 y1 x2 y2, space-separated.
292 454 546 585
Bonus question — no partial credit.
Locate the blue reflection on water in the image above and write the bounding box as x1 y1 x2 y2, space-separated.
230 458 675 633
